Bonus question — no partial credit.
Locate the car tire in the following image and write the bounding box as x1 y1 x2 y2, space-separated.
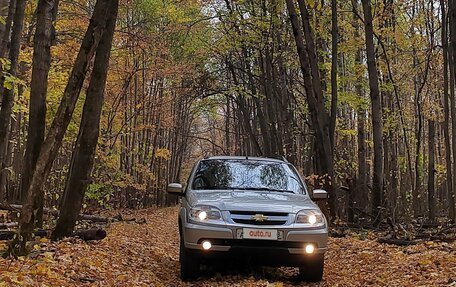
298 254 324 282
180 236 200 281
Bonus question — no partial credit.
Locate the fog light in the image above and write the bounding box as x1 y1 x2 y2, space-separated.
305 244 315 254
202 240 212 250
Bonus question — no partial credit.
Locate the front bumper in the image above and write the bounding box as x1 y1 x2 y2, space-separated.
182 221 328 255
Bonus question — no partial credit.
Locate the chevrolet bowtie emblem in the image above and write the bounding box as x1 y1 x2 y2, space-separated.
251 214 268 222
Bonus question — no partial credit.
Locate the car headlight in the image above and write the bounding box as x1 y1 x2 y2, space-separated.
189 205 222 223
295 209 325 228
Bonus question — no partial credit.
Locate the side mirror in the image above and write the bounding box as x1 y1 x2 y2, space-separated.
312 189 328 200
167 183 184 196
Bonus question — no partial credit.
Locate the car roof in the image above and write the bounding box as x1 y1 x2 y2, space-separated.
202 156 287 163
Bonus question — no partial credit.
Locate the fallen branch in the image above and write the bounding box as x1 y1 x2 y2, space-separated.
0 222 18 229
0 231 15 240
0 230 47 241
0 203 20 212
434 224 456 236
77 214 111 223
429 236 456 243
0 204 113 223
378 237 418 246
74 228 107 241
1 228 107 241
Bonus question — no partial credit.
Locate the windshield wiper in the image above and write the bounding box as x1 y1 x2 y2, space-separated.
239 187 295 193
197 186 240 190
196 186 295 193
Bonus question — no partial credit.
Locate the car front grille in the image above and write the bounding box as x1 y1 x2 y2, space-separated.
231 219 287 225
229 211 289 226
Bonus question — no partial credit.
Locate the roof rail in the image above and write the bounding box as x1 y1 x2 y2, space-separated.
269 155 288 162
201 155 288 163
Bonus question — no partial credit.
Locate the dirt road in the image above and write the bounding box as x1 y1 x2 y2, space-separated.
0 207 455 286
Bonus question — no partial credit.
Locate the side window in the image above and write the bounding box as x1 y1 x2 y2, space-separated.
185 162 199 192
288 164 307 195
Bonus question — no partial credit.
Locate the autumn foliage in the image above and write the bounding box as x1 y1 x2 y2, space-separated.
0 207 455 286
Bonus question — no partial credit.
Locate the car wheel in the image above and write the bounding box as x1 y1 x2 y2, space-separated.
180 236 200 281
298 254 324 282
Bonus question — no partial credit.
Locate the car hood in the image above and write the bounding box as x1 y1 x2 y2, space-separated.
187 190 318 214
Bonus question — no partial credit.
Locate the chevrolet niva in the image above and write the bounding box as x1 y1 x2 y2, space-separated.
167 156 328 282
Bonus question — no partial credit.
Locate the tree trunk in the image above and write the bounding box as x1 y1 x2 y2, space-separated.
0 0 15 112
52 0 118 240
441 0 454 221
225 96 231 154
0 0 15 60
351 0 368 221
361 0 384 222
286 0 337 219
412 49 424 217
0 0 26 202
428 119 436 222
450 0 456 223
329 0 338 145
18 0 111 248
20 0 57 204
0 0 10 49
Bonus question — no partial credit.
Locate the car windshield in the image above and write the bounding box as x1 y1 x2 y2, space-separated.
191 159 306 194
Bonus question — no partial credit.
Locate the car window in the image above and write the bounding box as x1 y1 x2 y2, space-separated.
184 163 198 193
191 159 305 194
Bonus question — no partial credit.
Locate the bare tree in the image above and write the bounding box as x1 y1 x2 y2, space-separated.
441 0 454 221
18 0 112 249
361 0 384 222
449 0 456 223
52 0 119 239
20 0 58 206
286 0 338 218
0 0 26 202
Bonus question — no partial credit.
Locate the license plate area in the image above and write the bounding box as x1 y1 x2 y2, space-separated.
237 228 284 240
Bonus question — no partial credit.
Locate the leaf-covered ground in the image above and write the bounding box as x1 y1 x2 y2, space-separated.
0 207 455 286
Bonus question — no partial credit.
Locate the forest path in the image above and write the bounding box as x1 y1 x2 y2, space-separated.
1 207 455 286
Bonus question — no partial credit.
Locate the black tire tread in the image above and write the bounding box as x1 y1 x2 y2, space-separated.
180 237 200 281
298 254 325 282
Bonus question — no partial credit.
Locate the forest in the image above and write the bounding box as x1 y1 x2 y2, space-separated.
0 0 455 285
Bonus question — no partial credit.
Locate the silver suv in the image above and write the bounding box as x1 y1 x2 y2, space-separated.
167 156 328 282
